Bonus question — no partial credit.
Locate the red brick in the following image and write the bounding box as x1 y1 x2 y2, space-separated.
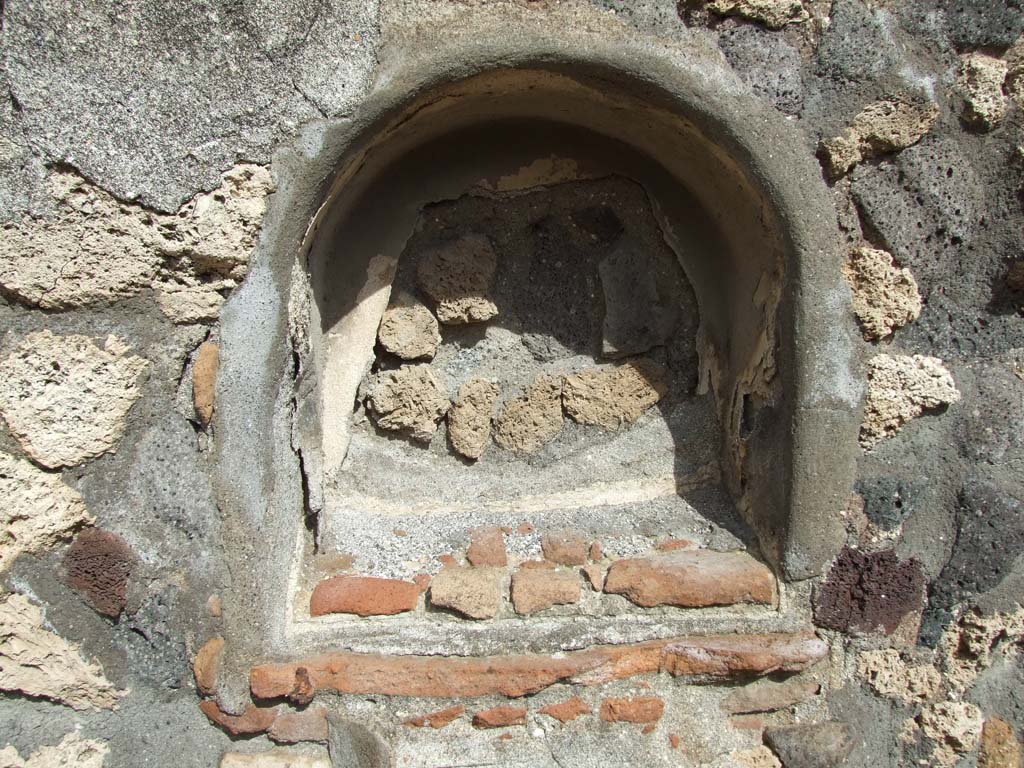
655 538 696 552
192 341 219 426
511 568 580 615
438 553 458 567
193 636 224 697
662 633 827 678
404 704 465 729
538 697 591 723
542 530 588 565
669 733 681 749
599 697 664 724
604 550 775 608
268 708 328 743
199 700 277 736
62 528 134 618
473 705 527 728
466 526 507 567
309 575 419 617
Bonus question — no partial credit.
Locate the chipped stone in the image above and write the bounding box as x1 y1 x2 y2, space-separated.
511 567 580 615
541 530 588 566
429 566 502 619
707 0 809 29
466 526 507 567
219 748 331 768
376 292 441 360
0 593 122 710
856 649 939 704
472 705 527 729
62 528 134 618
448 378 499 460
598 241 678 358
821 97 939 178
0 732 108 768
268 708 329 744
861 354 960 449
193 636 225 698
979 716 1022 768
309 575 419 617
764 722 855 768
920 701 983 754
721 677 820 714
603 550 775 608
599 696 664 724
956 53 1009 130
842 247 922 340
366 364 449 443
582 564 605 591
493 375 563 454
662 633 828 679
0 331 148 468
416 234 499 324
562 360 667 430
0 452 92 574
192 341 219 427
814 547 924 634
729 746 782 768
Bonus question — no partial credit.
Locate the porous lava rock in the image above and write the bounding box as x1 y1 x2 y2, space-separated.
842 247 922 340
955 53 1009 130
860 354 959 449
448 378 500 460
707 0 809 29
764 722 855 768
562 360 667 430
416 234 499 324
813 547 924 634
376 292 441 360
62 528 134 618
493 375 563 454
366 364 450 443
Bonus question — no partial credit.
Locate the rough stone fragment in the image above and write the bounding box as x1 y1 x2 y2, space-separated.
562 361 666 430
154 284 228 325
937 608 1024 695
493 375 563 454
730 746 782 768
62 528 133 618
473 705 527 729
0 165 270 313
466 526 507 567
860 354 960 449
856 649 939 704
309 575 419 617
662 634 828 679
598 242 678 357
0 733 108 768
220 749 331 768
599 697 664 724
603 550 775 608
956 53 1009 130
538 697 591 723
920 702 983 753
0 452 92 573
979 716 1022 768
0 593 122 710
813 547 924 634
764 722 855 768
820 97 938 178
448 378 500 460
842 248 922 340
510 568 580 615
416 234 499 324
707 0 809 29
582 564 605 591
1008 36 1024 110
193 636 225 698
192 341 219 427
720 678 820 714
0 331 148 468
377 293 441 360
404 704 465 729
366 364 450 443
268 708 329 744
429 566 502 619
199 700 279 736
541 530 588 566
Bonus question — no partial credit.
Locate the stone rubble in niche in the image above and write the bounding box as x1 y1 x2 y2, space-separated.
842 247 922 340
416 233 499 324
0 593 124 710
447 378 500 460
492 374 564 454
707 0 809 29
0 732 109 768
0 452 93 573
598 240 678 358
562 359 667 430
365 364 450 443
0 330 149 469
0 164 271 322
955 53 1009 130
860 354 960 449
376 292 441 361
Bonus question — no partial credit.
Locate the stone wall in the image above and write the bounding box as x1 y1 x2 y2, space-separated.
1 1 1023 767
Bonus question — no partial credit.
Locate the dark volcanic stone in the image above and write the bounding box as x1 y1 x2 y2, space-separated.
856 478 919 531
765 722 855 768
62 528 134 618
938 0 1024 50
717 25 803 115
814 547 924 635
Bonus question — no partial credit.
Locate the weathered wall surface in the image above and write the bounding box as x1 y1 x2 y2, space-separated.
1 1 1023 767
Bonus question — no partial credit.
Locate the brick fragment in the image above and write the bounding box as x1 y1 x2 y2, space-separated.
193 636 225 697
473 705 527 729
192 341 219 426
466 526 507 567
199 700 277 736
588 541 602 561
309 575 419 617
669 733 681 749
663 634 828 679
268 707 329 743
582 564 605 591
404 704 465 729
604 550 775 608
542 530 588 565
511 567 580 615
538 696 591 723
599 696 664 724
